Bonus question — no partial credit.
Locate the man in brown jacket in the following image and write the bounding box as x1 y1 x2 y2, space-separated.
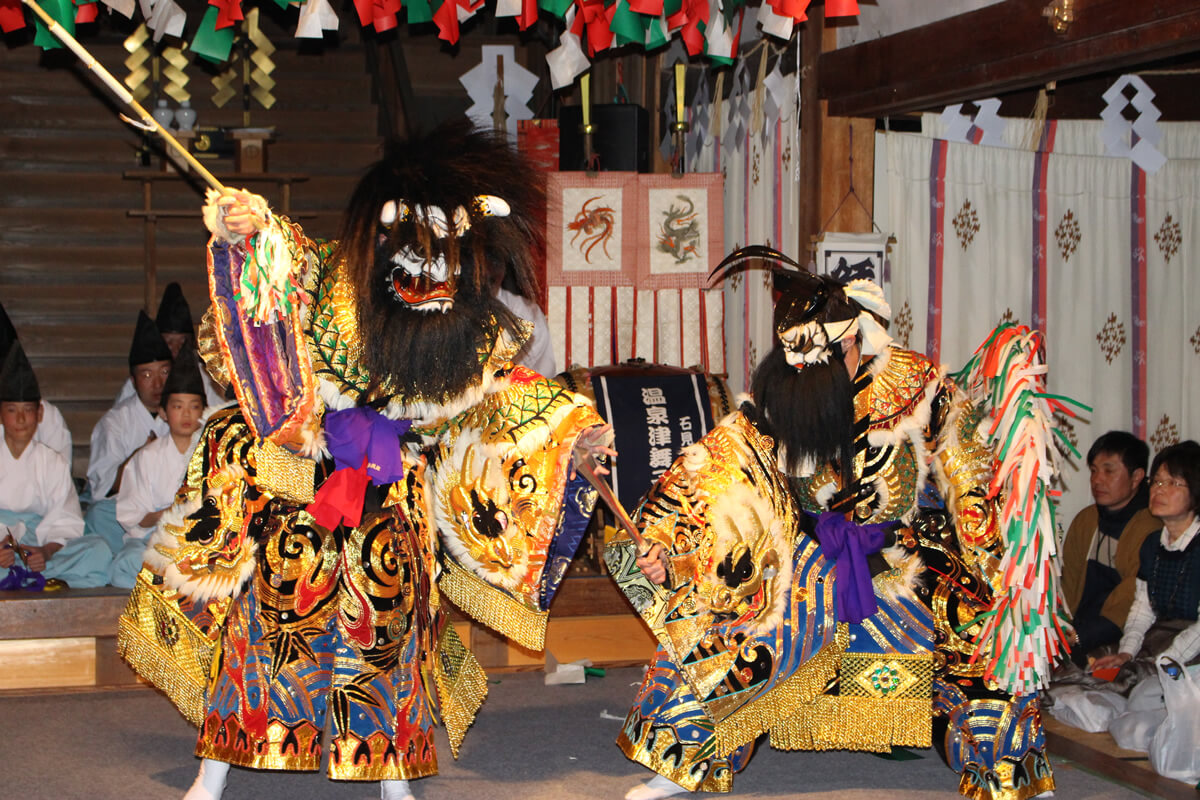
1062 431 1160 667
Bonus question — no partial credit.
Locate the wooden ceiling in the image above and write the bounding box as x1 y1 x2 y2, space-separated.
819 0 1200 121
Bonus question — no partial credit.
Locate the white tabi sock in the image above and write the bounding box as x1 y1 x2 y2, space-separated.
182 758 229 800
380 779 414 800
624 774 688 800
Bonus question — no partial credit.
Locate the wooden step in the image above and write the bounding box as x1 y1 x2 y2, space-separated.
0 208 210 247
0 245 209 285
36 361 130 401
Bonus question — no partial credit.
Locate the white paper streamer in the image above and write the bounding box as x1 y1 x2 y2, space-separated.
1101 74 1166 173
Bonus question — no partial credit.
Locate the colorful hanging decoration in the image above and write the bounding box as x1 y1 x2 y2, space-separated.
5 0 857 93
951 324 1090 694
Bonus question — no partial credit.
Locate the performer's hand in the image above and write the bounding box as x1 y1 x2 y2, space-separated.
636 543 669 585
1091 652 1132 672
0 537 14 568
217 190 262 237
570 423 617 480
204 187 268 242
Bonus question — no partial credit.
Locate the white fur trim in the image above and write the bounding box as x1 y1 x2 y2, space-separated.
873 543 924 606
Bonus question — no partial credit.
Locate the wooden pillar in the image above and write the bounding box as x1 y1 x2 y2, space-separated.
799 18 875 258
821 115 875 233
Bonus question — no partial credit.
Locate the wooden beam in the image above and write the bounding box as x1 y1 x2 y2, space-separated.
820 0 1200 118
798 12 826 253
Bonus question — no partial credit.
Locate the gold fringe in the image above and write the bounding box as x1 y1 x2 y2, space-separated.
437 560 547 651
768 695 932 751
435 625 489 758
712 624 849 754
116 571 217 727
253 439 316 503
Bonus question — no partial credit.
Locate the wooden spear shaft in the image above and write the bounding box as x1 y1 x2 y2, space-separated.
21 0 227 192
575 457 650 555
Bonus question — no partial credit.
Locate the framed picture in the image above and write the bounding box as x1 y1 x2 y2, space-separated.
545 171 640 288
637 173 724 290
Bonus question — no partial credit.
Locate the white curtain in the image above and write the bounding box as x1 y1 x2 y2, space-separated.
690 74 800 397
876 119 1200 526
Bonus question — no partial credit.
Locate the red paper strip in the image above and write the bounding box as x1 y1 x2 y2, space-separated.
824 0 858 17
209 0 244 30
0 0 26 33
75 1 98 24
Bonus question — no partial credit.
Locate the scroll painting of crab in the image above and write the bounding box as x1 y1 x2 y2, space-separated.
562 188 623 271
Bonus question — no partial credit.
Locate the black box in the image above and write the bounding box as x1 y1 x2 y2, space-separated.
558 104 650 173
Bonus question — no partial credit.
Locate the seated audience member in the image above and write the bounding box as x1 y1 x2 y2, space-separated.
112 283 225 408
109 350 206 588
84 311 172 553
1061 431 1160 666
0 342 110 589
1093 440 1200 671
0 301 72 465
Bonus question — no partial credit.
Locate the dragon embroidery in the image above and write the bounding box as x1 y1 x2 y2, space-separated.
567 195 617 263
656 195 701 264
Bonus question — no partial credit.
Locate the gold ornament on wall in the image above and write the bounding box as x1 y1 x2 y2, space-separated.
160 46 191 105
210 7 276 125
123 24 151 103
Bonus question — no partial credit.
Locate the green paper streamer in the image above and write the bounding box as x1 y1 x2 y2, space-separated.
644 16 668 48
33 0 75 50
191 6 236 64
407 0 433 24
539 0 574 18
610 0 649 46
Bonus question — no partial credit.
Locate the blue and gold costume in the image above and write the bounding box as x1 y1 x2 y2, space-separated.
608 345 1054 800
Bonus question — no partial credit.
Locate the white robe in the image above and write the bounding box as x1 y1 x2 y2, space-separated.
497 288 557 378
35 400 72 465
111 368 226 410
86 395 170 499
0 440 85 546
116 432 197 542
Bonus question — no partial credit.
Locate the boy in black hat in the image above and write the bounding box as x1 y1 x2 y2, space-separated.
0 301 72 465
111 283 224 408
109 349 207 588
0 342 110 589
83 311 172 553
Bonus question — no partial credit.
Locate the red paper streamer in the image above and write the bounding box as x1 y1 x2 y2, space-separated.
0 0 26 33
209 0 244 30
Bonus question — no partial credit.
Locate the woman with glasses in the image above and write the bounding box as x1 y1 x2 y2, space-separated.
1093 440 1200 672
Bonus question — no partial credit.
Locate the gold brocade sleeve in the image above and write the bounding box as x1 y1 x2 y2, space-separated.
430 374 606 650
145 408 272 603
